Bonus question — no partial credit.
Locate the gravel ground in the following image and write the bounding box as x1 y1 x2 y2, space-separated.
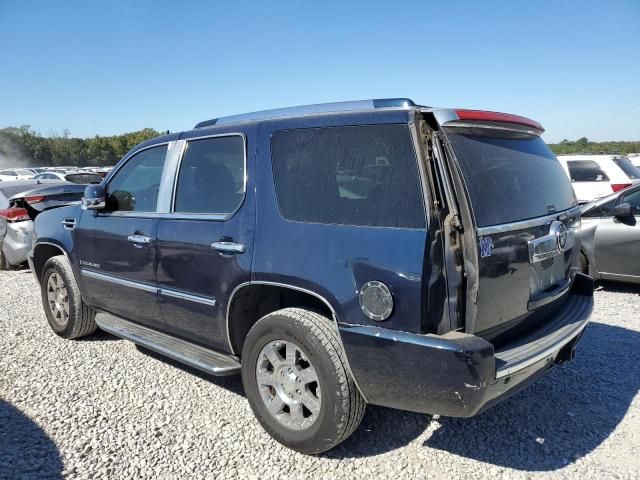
1 268 639 480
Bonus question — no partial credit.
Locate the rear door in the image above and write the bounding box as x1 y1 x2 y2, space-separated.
156 131 254 351
441 122 580 344
76 143 168 329
593 187 640 279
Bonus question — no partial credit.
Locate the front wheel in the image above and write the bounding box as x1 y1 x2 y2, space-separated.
241 308 365 454
41 255 97 339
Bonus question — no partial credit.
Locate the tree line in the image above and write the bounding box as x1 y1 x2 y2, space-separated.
548 137 640 155
1 126 639 168
0 126 162 168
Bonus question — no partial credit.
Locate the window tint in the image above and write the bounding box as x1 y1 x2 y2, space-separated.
567 160 609 182
271 124 425 228
445 130 576 227
0 170 17 176
622 189 640 215
65 173 103 184
174 136 245 214
613 157 640 180
106 145 167 212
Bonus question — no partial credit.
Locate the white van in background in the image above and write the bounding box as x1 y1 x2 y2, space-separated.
557 155 640 203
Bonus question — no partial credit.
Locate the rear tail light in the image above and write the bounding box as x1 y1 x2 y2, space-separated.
611 183 632 193
24 195 46 204
0 207 30 222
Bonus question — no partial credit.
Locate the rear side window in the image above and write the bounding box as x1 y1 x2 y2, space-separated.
567 160 609 182
271 124 425 228
445 130 576 227
65 173 103 184
174 136 245 214
613 157 640 180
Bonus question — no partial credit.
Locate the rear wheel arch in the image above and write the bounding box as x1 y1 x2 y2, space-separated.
226 282 336 356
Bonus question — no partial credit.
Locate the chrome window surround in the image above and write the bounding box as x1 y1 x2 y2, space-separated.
225 281 367 402
80 269 217 306
164 132 248 221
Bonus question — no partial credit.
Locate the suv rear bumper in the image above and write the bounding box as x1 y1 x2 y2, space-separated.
339 273 594 417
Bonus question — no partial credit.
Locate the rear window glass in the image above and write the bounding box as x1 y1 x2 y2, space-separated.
613 157 640 180
271 124 425 228
567 160 609 182
445 130 576 227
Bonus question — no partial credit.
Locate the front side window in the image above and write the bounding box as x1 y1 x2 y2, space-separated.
582 197 617 218
0 170 17 177
622 189 640 215
174 136 245 214
567 160 609 182
270 124 425 228
106 145 167 212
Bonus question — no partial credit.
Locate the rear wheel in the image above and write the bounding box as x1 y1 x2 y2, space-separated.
241 308 365 454
41 255 97 339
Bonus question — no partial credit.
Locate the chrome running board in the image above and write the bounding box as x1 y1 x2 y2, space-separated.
95 312 241 376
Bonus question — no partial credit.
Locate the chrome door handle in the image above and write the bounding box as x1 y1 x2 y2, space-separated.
211 241 246 254
127 234 151 246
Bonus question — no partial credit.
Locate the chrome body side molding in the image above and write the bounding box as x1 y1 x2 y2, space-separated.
158 287 216 307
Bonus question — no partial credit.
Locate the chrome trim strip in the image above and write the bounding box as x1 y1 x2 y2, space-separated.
476 207 581 236
495 315 590 379
225 280 368 402
80 269 157 293
156 140 182 213
158 287 216 307
169 133 247 221
61 218 76 230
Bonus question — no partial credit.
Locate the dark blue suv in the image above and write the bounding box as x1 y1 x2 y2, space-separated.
29 99 594 453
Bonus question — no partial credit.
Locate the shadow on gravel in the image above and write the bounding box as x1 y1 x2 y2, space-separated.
423 322 640 471
134 345 245 396
597 280 640 295
0 400 63 479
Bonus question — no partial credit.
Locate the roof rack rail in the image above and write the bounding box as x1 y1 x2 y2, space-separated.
194 98 417 129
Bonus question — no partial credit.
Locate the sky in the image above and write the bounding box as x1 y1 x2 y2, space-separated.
0 0 638 143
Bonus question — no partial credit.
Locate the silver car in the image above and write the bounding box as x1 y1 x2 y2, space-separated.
579 184 640 283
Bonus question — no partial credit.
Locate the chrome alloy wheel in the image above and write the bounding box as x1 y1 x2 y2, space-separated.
46 272 69 327
256 340 321 431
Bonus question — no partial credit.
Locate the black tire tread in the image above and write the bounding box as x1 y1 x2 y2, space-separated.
43 255 97 339
246 307 365 452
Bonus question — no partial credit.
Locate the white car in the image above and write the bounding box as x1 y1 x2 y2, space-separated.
557 155 640 203
0 169 35 181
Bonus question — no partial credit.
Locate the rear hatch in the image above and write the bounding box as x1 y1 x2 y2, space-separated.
440 112 580 345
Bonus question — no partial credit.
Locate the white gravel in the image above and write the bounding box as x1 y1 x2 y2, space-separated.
1 268 639 480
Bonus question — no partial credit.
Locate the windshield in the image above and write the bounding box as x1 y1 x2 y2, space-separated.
613 157 640 180
445 129 577 227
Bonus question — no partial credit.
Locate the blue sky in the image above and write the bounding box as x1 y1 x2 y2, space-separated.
1 0 638 143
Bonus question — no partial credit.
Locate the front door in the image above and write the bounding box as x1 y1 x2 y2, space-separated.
156 133 253 351
594 188 640 279
76 144 169 328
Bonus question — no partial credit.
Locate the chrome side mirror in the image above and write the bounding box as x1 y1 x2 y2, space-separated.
82 184 106 210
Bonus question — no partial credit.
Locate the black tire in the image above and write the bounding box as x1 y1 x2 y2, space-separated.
579 252 589 275
241 308 365 454
41 255 97 339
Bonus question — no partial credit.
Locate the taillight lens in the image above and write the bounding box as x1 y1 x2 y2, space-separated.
0 207 30 222
24 195 46 204
611 183 632 193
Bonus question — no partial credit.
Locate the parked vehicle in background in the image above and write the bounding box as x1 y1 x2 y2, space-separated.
30 99 593 454
33 171 103 184
579 184 640 283
557 155 640 203
0 180 86 269
629 154 640 168
0 168 35 181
